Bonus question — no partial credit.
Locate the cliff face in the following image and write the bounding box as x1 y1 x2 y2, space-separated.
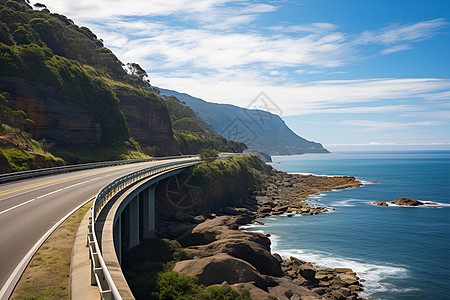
0 77 101 146
113 86 179 156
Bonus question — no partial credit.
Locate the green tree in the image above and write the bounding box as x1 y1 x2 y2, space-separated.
199 149 219 162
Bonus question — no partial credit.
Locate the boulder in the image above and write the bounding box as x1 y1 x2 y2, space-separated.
186 238 283 277
173 253 267 289
373 201 388 206
299 264 316 280
339 274 359 286
391 197 423 206
231 282 277 300
267 277 322 299
220 231 272 251
177 216 236 246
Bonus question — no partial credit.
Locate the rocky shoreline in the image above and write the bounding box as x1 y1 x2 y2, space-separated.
155 168 366 300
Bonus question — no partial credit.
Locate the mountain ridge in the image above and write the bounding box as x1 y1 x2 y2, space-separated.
159 88 328 155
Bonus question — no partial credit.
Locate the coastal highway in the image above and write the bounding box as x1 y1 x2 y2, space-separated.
0 158 192 295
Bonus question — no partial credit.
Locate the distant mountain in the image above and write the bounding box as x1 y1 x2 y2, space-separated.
159 88 328 155
162 94 247 154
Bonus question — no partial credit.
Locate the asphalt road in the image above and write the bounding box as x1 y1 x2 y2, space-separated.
0 158 188 293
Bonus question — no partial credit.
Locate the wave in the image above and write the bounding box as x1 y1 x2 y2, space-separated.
328 198 367 207
372 201 450 208
269 242 413 298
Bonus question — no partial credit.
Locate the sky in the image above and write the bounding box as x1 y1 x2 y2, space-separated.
33 0 450 151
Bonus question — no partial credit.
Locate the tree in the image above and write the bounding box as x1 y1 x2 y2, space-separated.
126 62 149 82
199 149 219 162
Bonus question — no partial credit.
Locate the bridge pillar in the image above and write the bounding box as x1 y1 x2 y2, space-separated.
128 196 140 250
143 183 157 238
114 215 122 266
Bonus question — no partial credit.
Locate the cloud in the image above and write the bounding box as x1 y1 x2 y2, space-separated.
356 18 449 45
356 18 449 55
399 111 450 120
325 141 450 147
151 74 450 116
380 44 412 55
339 120 443 131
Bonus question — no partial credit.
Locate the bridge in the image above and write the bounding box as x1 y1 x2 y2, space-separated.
0 155 213 300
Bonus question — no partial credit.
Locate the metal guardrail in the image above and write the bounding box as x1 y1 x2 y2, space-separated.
87 158 202 300
0 155 197 184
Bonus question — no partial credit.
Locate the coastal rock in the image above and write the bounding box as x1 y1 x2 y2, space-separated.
373 201 388 206
299 264 316 280
186 239 283 276
177 216 236 246
339 274 359 286
231 283 277 300
173 253 268 289
267 277 323 299
391 197 423 206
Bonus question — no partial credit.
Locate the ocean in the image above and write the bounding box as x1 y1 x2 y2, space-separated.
243 151 450 300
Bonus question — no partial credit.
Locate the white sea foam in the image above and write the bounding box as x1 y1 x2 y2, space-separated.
243 225 418 297
328 198 366 207
271 244 412 298
239 223 264 230
372 201 450 208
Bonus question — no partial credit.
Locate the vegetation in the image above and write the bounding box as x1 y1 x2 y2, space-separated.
0 0 245 170
165 95 247 154
191 155 271 189
0 123 65 173
199 149 219 162
123 238 250 300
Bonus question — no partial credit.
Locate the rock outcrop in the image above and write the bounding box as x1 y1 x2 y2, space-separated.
173 253 268 289
373 201 389 206
0 77 101 146
391 197 423 206
113 86 179 155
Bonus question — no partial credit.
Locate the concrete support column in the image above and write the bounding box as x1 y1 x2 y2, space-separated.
128 196 140 250
143 184 157 238
114 215 122 266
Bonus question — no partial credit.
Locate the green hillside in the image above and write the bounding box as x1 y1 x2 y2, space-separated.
164 95 246 154
0 0 246 172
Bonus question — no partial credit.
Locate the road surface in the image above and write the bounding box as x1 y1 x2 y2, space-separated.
0 159 187 294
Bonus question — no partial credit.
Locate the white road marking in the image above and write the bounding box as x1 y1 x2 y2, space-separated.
64 181 89 189
0 199 35 216
37 189 63 199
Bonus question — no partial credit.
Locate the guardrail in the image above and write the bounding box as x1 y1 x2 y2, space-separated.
87 158 202 300
0 155 197 184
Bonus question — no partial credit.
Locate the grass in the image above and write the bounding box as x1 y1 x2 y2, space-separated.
10 200 94 300
0 124 65 172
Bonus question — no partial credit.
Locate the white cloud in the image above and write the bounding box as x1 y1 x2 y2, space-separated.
356 18 449 45
381 44 412 55
400 111 450 120
339 120 443 131
326 141 450 147
152 75 450 116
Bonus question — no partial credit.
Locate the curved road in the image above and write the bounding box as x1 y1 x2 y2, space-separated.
0 158 190 295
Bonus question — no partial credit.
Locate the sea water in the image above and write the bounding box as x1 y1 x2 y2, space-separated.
243 151 450 300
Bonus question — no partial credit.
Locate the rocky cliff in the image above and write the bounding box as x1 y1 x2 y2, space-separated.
0 77 101 146
113 86 179 156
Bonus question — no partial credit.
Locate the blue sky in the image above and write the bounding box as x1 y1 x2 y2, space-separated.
35 0 450 151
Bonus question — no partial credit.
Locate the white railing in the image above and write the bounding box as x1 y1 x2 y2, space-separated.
87 158 202 300
0 155 197 184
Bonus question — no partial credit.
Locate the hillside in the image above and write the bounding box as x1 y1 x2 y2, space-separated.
159 88 328 155
0 0 244 171
163 95 246 154
0 0 184 163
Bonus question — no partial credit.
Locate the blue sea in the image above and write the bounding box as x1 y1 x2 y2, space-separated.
243 151 450 300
